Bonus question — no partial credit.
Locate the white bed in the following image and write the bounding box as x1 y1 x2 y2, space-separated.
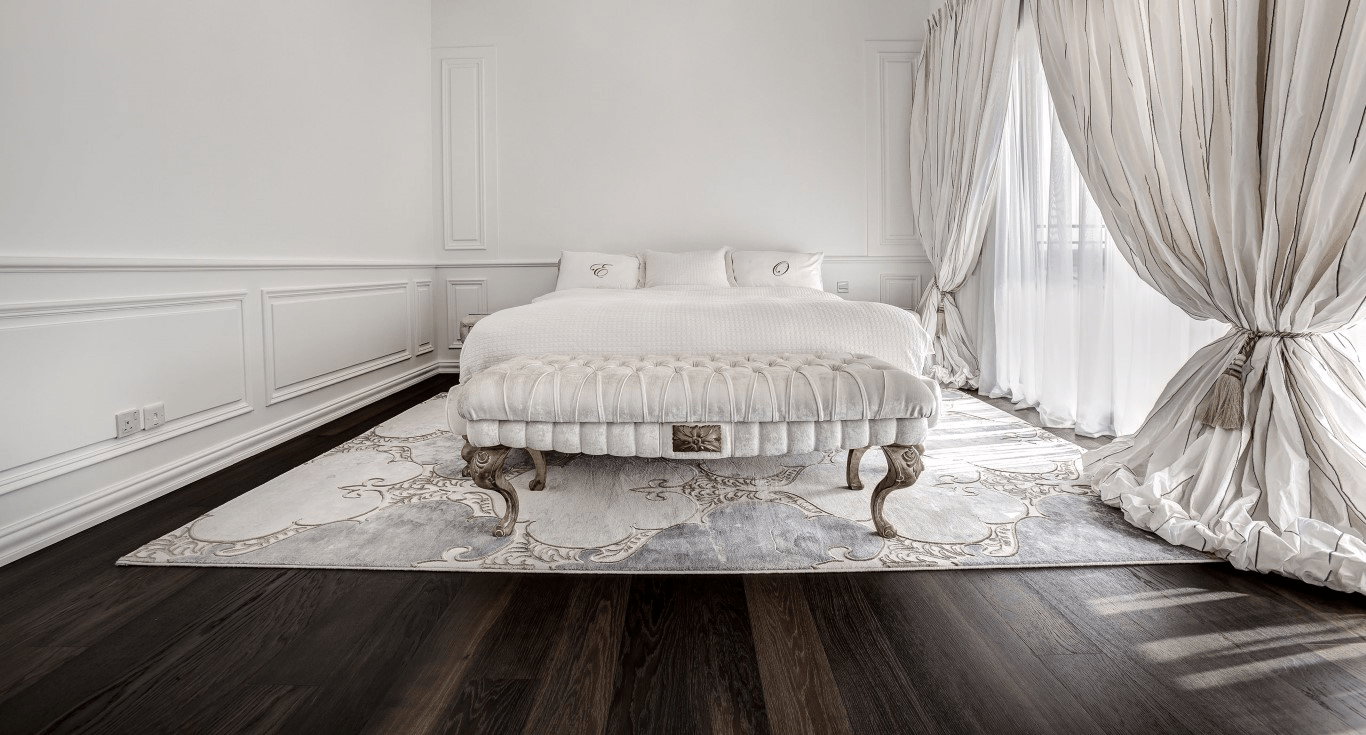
457 285 933 383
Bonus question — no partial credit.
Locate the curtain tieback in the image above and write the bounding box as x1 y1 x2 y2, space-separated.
1194 329 1317 430
935 289 957 314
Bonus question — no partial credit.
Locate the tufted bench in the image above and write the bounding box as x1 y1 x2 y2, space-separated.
449 353 940 538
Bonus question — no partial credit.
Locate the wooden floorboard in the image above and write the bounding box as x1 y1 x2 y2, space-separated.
745 575 853 735
1 379 1365 734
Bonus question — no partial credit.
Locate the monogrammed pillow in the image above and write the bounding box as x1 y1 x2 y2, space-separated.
729 250 824 289
554 251 641 290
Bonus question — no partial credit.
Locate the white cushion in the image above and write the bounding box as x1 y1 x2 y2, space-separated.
457 353 938 424
454 352 939 457
730 250 824 289
643 249 731 287
554 251 641 290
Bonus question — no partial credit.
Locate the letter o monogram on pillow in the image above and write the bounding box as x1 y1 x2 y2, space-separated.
555 251 641 290
731 251 824 289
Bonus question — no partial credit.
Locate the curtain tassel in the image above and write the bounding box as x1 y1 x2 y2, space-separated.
1194 330 1316 430
1195 333 1256 430
1192 332 1257 430
935 289 955 339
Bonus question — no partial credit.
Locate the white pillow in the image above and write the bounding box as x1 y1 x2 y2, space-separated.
555 251 641 290
729 250 824 289
644 249 731 288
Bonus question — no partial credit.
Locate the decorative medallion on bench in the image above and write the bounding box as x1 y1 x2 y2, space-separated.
673 424 722 453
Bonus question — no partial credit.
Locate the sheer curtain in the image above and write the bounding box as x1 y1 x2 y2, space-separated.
979 35 1225 437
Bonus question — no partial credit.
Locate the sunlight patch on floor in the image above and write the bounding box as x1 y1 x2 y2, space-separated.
1137 623 1352 663
1087 587 1245 615
1171 647 1359 690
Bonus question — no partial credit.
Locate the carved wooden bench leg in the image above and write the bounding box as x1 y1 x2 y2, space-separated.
527 449 547 492
460 439 519 537
846 447 869 490
870 444 925 539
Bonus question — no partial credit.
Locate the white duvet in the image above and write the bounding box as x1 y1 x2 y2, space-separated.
458 286 932 382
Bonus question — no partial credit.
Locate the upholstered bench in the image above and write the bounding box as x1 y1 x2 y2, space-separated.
448 353 940 538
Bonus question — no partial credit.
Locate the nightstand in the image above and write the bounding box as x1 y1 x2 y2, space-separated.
459 313 490 343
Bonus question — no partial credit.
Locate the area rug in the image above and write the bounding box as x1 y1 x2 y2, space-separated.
119 390 1213 573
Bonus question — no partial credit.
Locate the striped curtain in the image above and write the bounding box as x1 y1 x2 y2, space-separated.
1031 0 1366 592
906 0 1019 389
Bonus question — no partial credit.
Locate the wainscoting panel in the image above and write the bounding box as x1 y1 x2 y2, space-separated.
0 292 250 494
263 282 412 405
0 260 441 568
879 274 924 311
415 279 434 355
435 47 498 252
865 41 922 256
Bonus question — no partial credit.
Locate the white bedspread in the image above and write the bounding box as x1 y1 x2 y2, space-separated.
457 286 932 382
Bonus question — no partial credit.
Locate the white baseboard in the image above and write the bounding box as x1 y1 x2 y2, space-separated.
0 362 440 568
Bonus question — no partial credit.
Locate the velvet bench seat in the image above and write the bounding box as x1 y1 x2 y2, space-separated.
447 353 941 538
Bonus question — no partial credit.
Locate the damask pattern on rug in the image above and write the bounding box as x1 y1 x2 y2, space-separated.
120 391 1212 573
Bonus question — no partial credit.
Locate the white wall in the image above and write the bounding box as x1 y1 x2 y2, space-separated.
430 0 944 369
431 0 940 260
0 0 432 260
0 0 435 566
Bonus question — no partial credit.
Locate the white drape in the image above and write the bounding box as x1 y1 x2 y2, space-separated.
1032 0 1366 592
906 0 1019 389
979 27 1227 437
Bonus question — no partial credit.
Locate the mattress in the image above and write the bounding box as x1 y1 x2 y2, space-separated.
456 286 934 383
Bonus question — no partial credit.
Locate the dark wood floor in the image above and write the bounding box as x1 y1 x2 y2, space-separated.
2 376 1365 734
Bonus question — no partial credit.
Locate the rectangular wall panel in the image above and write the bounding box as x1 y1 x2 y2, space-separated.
264 283 412 404
435 47 498 252
0 292 249 492
879 274 923 310
866 41 923 255
415 280 434 355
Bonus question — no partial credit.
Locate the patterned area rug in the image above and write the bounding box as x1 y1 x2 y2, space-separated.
119 390 1213 573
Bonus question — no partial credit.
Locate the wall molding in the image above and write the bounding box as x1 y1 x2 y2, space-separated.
865 40 923 255
262 282 413 405
438 259 556 268
0 362 438 568
0 254 931 273
827 254 929 264
435 47 498 252
445 278 489 349
0 290 248 319
0 291 252 497
0 257 436 273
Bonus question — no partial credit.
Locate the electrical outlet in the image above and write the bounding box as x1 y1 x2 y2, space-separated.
115 409 141 439
836 281 849 294
143 402 165 429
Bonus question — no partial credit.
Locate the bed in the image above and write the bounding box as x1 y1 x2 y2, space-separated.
447 254 940 538
456 285 934 385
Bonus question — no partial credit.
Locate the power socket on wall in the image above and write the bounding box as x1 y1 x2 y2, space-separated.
143 402 165 430
115 409 141 439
